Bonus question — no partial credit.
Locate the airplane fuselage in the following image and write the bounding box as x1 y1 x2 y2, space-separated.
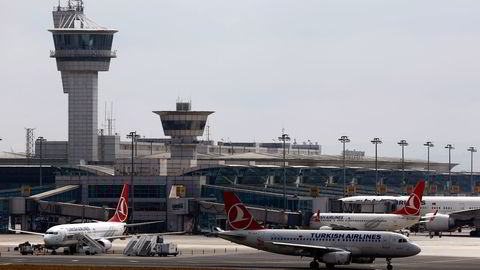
218 229 420 259
310 213 419 231
342 196 480 216
44 222 126 249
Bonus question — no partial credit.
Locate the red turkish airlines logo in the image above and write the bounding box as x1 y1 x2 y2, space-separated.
116 197 128 222
404 193 421 215
227 203 253 230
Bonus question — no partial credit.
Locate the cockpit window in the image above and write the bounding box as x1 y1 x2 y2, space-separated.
46 231 58 235
398 238 407 243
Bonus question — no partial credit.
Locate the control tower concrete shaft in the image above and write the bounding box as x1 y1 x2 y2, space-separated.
49 0 117 165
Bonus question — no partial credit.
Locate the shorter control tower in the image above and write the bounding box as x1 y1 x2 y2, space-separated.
154 102 214 175
49 0 117 165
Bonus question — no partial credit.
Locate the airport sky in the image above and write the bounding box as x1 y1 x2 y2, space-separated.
1 0 480 171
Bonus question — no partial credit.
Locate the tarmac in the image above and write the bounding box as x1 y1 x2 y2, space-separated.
0 233 480 269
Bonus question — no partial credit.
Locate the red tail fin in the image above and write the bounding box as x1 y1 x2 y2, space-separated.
108 184 129 222
224 192 263 230
392 180 425 216
314 210 320 222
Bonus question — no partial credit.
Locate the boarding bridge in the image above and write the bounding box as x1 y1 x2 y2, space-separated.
76 233 106 254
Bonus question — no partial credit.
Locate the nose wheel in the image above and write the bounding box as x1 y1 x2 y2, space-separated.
309 260 319 269
386 257 393 270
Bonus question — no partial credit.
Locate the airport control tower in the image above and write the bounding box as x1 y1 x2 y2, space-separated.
49 0 117 165
154 102 214 175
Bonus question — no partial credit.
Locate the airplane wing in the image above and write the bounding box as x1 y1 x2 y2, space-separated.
125 220 165 228
8 217 45 236
326 224 357 230
272 241 345 257
102 231 185 241
448 209 480 220
8 228 45 236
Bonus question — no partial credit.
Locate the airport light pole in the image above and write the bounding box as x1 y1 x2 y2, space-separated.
278 132 290 212
445 144 454 192
424 141 434 184
338 136 350 197
468 147 477 194
127 131 140 223
37 137 46 187
398 140 408 188
371 137 382 194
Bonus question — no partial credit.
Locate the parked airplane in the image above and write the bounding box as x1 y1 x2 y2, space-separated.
9 184 163 254
341 187 480 236
310 180 425 233
216 192 421 270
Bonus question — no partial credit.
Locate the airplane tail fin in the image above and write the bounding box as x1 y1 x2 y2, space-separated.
108 184 129 222
224 192 263 230
392 180 425 216
313 210 320 222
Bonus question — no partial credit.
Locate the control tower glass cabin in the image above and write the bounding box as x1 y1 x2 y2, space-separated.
49 1 117 165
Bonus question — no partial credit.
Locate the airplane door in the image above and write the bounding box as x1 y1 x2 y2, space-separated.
460 203 465 211
382 234 390 249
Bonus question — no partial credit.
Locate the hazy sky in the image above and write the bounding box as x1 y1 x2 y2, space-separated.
1 0 480 171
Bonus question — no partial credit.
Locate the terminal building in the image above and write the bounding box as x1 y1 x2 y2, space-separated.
2 0 480 234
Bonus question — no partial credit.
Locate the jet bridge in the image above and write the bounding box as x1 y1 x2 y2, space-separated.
8 185 113 232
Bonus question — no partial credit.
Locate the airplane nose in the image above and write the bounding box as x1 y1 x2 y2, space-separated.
410 243 421 255
44 235 53 245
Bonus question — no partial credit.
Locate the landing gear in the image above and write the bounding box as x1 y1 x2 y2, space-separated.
51 250 57 255
309 260 319 269
386 258 393 270
470 229 480 237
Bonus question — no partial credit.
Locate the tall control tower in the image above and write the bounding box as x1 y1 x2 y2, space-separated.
49 0 117 165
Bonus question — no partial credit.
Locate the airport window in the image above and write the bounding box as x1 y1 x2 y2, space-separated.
134 202 166 211
88 185 123 198
161 120 206 131
134 185 166 198
53 33 114 50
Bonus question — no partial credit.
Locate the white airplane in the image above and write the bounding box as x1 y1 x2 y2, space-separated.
216 192 421 270
341 187 480 236
9 184 163 254
310 180 425 233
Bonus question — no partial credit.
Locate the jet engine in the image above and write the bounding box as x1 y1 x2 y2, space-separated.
351 257 375 264
97 239 113 250
321 251 352 265
425 213 455 232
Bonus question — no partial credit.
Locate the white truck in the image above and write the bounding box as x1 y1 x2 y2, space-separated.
153 242 178 257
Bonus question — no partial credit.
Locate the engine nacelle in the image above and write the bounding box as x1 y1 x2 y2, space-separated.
321 251 351 265
97 239 112 250
351 257 375 264
425 213 455 232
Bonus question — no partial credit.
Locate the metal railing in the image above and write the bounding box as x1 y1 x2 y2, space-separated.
50 50 117 58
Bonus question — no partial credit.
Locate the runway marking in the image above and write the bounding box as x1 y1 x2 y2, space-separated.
128 260 139 263
394 257 480 266
71 260 79 262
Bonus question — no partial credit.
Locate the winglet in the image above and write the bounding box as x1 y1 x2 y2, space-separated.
108 184 129 223
392 180 425 216
224 192 263 230
8 216 12 232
